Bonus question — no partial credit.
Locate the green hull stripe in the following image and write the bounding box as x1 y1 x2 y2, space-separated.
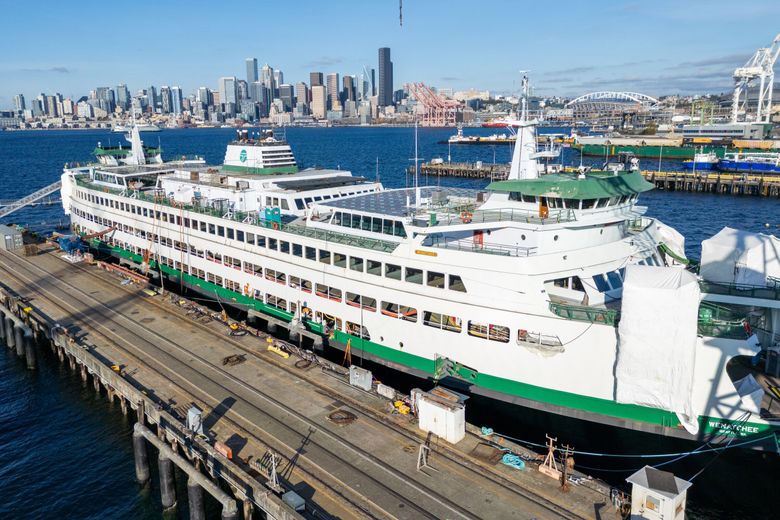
221 164 299 175
92 240 775 437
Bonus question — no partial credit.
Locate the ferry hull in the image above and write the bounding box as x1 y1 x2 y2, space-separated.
717 160 780 174
575 144 769 160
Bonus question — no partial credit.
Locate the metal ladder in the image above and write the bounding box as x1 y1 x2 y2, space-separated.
0 180 62 219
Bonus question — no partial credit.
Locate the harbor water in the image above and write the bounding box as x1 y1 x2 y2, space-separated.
1 127 779 519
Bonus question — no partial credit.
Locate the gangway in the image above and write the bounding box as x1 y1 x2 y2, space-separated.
0 180 62 219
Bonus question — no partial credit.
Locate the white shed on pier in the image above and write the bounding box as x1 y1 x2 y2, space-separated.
626 466 691 520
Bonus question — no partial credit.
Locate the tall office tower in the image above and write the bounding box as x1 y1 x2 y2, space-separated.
251 82 271 117
61 98 74 115
197 87 211 107
37 94 49 115
310 72 323 87
278 84 294 111
147 86 157 111
95 87 115 112
294 82 309 111
326 73 340 110
219 76 238 106
260 64 275 95
116 84 130 110
13 94 25 112
171 86 183 114
311 85 327 119
246 57 258 85
378 47 393 106
343 75 356 103
273 70 284 94
159 86 172 114
237 79 249 100
371 68 376 96
46 95 59 116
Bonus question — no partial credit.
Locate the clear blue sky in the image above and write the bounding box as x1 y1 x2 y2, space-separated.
1 0 778 105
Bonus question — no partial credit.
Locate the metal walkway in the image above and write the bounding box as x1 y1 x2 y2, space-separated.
0 180 62 219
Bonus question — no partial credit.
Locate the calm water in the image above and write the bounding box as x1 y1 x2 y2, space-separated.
1 127 779 519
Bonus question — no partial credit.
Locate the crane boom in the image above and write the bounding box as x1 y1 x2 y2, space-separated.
731 33 780 123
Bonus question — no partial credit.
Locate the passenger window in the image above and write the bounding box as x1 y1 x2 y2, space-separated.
319 249 331 264
349 256 364 272
606 271 622 289
385 263 402 280
592 274 611 292
448 275 466 292
367 260 382 276
427 271 445 288
405 267 423 284
334 252 347 268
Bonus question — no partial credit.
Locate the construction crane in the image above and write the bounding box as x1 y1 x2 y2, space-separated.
731 33 780 123
406 82 462 127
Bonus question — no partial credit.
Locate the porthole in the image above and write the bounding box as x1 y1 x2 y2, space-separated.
554 235 559 241
521 234 526 240
600 229 604 235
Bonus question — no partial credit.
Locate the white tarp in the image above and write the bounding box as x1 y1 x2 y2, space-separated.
616 265 701 434
733 374 764 414
655 220 686 265
700 227 780 286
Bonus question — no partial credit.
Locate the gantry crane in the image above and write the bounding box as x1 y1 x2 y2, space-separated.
731 33 780 123
406 82 462 126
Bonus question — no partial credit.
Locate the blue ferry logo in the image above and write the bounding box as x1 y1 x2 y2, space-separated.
239 149 247 162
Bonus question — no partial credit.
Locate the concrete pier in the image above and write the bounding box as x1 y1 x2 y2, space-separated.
187 477 205 520
4 316 15 349
132 429 151 484
0 245 621 520
158 454 177 510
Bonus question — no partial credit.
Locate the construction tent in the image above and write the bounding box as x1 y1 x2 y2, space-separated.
616 265 701 434
700 227 780 286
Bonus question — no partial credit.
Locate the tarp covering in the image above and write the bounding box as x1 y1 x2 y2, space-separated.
700 227 780 286
616 265 701 434
655 220 687 265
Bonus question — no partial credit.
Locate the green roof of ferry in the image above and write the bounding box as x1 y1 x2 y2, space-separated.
486 170 653 200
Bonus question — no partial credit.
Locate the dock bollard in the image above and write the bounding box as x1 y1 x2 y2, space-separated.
158 454 177 510
132 428 151 484
187 477 205 520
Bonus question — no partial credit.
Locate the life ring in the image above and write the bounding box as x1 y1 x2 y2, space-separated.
518 329 528 340
460 211 473 224
272 221 279 230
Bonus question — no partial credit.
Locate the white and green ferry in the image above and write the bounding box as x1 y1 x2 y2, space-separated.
60 123 780 447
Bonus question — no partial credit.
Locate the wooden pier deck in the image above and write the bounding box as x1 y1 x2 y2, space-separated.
0 245 619 520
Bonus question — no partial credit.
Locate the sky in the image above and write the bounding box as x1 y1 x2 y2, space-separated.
1 0 779 105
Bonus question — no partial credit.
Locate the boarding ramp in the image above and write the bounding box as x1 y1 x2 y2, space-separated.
0 180 62 219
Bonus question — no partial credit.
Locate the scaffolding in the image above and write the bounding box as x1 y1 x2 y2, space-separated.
406 82 462 127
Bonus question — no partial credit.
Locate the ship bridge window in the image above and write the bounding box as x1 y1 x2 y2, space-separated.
394 221 407 238
280 241 290 254
334 252 347 268
423 311 462 333
427 271 445 288
548 198 563 209
305 246 316 260
367 259 382 276
596 198 609 209
319 249 331 264
606 271 623 289
405 267 423 284
292 243 303 257
563 199 580 209
281 199 290 210
385 263 402 280
227 228 234 240
246 232 255 244
295 199 305 210
448 274 467 292
592 274 611 292
349 256 364 272
581 199 596 210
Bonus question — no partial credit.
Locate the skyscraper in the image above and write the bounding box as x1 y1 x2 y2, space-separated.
219 76 238 106
343 75 356 103
171 86 183 114
311 85 326 119
13 94 25 112
237 80 249 101
378 47 393 106
246 58 258 85
326 73 340 110
279 84 294 112
147 86 157 111
295 82 309 111
273 70 284 93
260 64 275 96
116 84 130 110
159 86 172 114
310 72 323 87
197 87 211 107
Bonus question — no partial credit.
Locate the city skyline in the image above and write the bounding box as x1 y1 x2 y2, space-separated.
1 0 779 104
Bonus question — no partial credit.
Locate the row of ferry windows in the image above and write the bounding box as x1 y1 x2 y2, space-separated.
508 192 638 209
74 194 467 293
548 255 662 294
331 212 407 238
92 229 509 344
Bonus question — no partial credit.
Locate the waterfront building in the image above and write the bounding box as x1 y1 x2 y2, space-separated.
116 84 130 110
246 57 258 86
171 86 183 115
13 94 25 112
326 72 341 111
311 85 326 119
378 47 393 107
219 76 238 107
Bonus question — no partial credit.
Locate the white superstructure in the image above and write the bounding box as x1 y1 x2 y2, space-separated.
59 123 780 446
